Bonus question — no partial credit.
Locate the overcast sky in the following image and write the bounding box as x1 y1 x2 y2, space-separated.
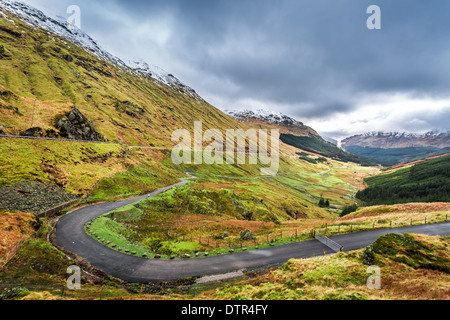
21 0 450 139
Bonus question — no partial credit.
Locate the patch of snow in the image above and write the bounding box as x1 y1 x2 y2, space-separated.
226 108 305 128
361 130 450 139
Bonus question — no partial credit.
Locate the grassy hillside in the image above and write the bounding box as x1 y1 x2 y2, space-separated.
0 138 182 207
356 154 450 205
0 9 240 148
0 7 268 212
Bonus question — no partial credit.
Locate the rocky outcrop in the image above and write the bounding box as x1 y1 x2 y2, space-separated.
55 106 105 141
0 180 78 214
115 101 145 119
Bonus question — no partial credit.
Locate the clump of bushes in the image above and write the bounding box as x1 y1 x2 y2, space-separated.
340 204 359 217
239 230 255 241
214 231 229 240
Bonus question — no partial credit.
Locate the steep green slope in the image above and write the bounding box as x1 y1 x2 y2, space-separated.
356 154 450 205
0 9 240 148
0 7 251 210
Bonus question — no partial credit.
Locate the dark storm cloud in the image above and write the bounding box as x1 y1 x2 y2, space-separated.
22 0 450 136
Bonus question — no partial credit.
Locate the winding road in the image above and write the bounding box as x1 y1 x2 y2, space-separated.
54 181 450 283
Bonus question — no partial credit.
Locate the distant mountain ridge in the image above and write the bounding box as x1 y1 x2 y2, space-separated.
342 130 450 149
342 130 450 166
227 110 375 165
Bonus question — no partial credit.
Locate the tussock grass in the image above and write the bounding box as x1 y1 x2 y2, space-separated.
198 234 450 300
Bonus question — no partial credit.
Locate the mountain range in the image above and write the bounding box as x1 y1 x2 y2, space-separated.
342 131 450 166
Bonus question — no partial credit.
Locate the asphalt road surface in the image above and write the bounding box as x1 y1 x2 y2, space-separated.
54 182 450 283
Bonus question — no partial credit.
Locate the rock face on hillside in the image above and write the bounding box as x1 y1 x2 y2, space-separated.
55 107 105 142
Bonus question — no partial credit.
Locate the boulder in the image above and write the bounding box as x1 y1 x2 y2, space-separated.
55 107 105 142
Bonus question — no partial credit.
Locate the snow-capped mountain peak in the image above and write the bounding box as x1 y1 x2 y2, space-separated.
226 109 305 127
362 130 450 139
126 59 184 87
0 0 199 96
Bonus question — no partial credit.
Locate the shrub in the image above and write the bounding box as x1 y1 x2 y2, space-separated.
340 204 359 217
239 230 255 241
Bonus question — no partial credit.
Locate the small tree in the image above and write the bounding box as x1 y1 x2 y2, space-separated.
318 197 325 207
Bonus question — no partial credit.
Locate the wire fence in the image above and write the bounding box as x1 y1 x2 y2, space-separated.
168 229 312 253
